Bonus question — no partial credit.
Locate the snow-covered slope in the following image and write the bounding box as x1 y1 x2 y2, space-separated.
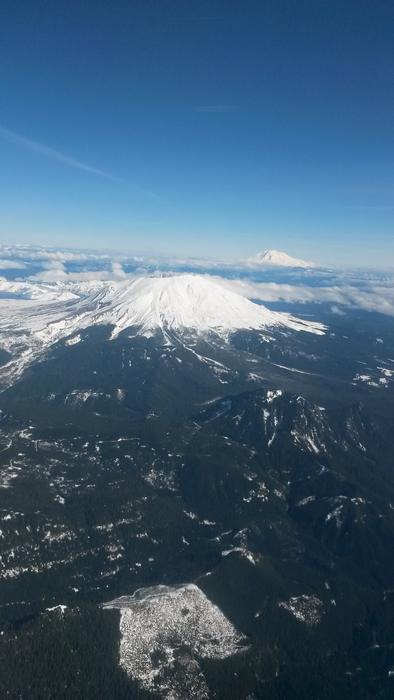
80 274 325 337
0 273 324 344
0 274 325 385
247 249 316 268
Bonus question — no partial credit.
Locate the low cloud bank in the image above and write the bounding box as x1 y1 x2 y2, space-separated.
212 277 394 317
0 244 393 317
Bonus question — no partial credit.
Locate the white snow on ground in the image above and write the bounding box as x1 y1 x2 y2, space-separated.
46 604 68 614
103 583 246 699
353 367 394 389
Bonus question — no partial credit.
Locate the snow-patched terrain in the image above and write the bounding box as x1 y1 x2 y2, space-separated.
247 249 316 268
103 583 246 698
0 274 325 386
278 594 324 625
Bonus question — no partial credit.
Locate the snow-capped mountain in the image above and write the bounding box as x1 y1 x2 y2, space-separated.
247 249 316 268
0 273 327 393
0 274 324 375
64 274 323 337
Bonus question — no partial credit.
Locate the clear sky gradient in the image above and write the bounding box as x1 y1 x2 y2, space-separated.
0 0 393 266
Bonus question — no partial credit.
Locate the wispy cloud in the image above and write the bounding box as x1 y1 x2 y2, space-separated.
195 104 237 113
0 125 118 181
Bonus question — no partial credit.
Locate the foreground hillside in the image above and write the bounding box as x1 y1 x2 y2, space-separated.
0 275 394 698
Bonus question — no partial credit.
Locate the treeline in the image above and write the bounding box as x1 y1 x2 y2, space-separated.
0 606 156 699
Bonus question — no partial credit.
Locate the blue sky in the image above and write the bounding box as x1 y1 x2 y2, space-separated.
0 0 393 266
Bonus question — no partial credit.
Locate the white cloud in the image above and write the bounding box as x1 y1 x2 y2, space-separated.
210 277 394 317
28 259 127 283
0 244 111 263
0 259 27 269
330 305 346 316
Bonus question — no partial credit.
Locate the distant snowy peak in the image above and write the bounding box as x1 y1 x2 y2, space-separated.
247 249 316 268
